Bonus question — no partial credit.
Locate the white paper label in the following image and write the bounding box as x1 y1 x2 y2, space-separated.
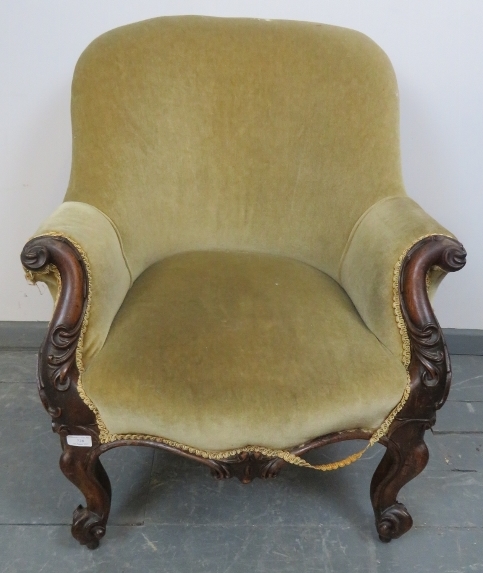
66 435 92 447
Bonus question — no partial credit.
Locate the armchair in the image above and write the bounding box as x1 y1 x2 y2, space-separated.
21 16 466 549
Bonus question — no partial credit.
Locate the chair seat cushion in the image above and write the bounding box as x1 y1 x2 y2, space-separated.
83 251 408 451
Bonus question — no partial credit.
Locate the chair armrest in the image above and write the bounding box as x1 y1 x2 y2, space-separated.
21 201 131 368
339 196 466 361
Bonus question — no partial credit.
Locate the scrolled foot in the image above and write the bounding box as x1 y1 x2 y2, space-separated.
376 503 413 542
72 505 106 549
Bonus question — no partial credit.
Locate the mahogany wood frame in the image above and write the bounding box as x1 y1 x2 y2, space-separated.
21 234 466 549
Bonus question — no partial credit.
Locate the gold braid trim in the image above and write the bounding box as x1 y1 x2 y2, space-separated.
25 232 445 471
25 264 62 309
106 433 367 470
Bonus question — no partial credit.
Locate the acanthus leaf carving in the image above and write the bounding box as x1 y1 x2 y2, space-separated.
48 320 84 391
405 321 444 387
209 451 281 483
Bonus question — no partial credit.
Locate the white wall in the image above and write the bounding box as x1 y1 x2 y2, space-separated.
1 0 482 327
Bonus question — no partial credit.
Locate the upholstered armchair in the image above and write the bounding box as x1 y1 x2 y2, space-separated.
21 16 466 549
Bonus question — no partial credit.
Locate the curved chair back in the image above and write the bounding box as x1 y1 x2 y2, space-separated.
66 16 405 280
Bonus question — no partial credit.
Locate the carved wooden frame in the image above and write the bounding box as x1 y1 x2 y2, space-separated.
21 234 466 549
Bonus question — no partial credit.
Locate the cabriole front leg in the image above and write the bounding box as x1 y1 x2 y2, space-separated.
370 420 429 542
60 444 111 549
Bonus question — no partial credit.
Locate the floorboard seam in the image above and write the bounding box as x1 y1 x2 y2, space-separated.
142 451 157 527
433 431 483 435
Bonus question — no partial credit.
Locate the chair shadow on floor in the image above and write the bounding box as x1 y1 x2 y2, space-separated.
134 440 381 538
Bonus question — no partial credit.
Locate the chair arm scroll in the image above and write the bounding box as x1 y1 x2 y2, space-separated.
21 234 97 432
399 235 466 410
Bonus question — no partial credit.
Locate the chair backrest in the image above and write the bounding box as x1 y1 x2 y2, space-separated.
65 16 405 281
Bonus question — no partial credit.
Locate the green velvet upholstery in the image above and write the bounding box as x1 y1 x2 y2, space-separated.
65 16 404 282
340 196 452 358
28 16 456 454
82 251 408 450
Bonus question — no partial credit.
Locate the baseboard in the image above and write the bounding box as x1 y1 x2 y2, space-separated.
442 329 483 356
0 321 48 349
0 321 482 355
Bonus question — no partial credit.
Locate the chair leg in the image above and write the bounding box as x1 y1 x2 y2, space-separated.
59 444 112 549
370 420 429 542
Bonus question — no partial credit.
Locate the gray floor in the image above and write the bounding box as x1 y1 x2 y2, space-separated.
1 350 482 573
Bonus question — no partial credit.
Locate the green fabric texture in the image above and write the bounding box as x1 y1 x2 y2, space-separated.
82 251 408 450
339 196 452 358
34 202 131 364
65 16 405 283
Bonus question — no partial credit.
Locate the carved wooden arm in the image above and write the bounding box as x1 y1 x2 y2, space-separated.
21 235 98 441
398 235 466 419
